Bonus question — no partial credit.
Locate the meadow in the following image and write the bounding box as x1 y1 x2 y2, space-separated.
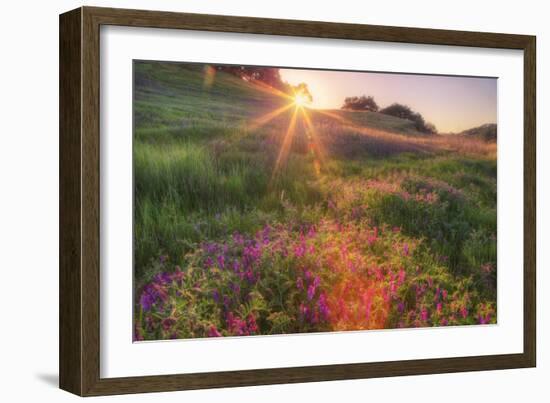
133 61 497 340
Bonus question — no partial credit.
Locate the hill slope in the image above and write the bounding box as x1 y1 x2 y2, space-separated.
459 123 497 142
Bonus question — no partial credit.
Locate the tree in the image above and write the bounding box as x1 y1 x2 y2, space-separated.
341 95 379 112
379 103 414 120
216 65 289 92
379 103 437 134
292 82 313 103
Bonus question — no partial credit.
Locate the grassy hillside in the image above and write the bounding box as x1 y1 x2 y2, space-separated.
133 61 497 340
458 123 497 142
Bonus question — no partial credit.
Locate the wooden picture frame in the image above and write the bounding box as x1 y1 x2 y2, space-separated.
59 6 536 396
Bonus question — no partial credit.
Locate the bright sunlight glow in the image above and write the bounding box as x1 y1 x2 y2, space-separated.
293 92 310 107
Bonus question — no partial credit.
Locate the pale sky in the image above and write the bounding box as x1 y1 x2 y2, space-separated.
280 68 497 133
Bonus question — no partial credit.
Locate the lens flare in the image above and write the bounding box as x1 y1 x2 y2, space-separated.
294 92 309 107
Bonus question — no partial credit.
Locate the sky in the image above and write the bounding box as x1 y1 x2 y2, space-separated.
280 68 497 133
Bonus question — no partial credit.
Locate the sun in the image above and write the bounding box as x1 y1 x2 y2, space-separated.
293 92 310 107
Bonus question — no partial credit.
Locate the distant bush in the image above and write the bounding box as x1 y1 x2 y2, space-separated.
341 95 379 112
380 103 437 134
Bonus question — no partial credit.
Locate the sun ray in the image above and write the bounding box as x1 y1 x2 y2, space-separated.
271 107 299 181
301 108 327 161
300 108 328 176
250 80 294 101
248 103 294 131
314 109 433 153
315 109 357 126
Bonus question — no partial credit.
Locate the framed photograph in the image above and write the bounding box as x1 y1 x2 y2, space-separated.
59 6 536 396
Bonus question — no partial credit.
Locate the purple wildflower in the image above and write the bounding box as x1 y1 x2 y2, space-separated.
208 325 222 337
217 254 225 270
212 289 220 303
139 291 155 312
204 256 214 269
421 307 429 321
313 276 321 288
318 293 329 320
172 266 185 284
307 284 316 301
161 317 176 331
397 302 405 313
154 272 171 285
478 314 491 325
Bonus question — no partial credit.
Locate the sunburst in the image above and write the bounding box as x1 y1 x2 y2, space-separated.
246 81 324 181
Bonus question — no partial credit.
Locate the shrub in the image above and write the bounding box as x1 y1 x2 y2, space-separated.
341 95 379 112
379 103 437 134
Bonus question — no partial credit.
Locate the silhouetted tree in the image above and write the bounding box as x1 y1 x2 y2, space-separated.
379 103 414 119
216 65 289 91
292 82 313 103
379 103 437 134
341 95 379 112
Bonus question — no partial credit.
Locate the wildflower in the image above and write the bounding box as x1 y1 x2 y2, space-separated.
318 292 329 316
436 303 442 314
403 243 409 256
421 307 429 322
161 317 176 331
247 315 258 333
307 284 316 301
460 306 468 319
229 282 240 295
154 272 171 285
299 303 309 320
139 289 155 312
208 325 222 337
313 276 321 288
139 282 166 312
217 254 225 270
478 313 491 325
204 242 219 255
434 288 440 302
232 232 244 245
296 277 304 290
212 289 220 303
390 281 397 295
223 295 231 309
397 302 405 313
172 266 184 283
294 243 306 258
397 267 406 285
245 270 256 284
204 257 214 269
232 260 240 274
